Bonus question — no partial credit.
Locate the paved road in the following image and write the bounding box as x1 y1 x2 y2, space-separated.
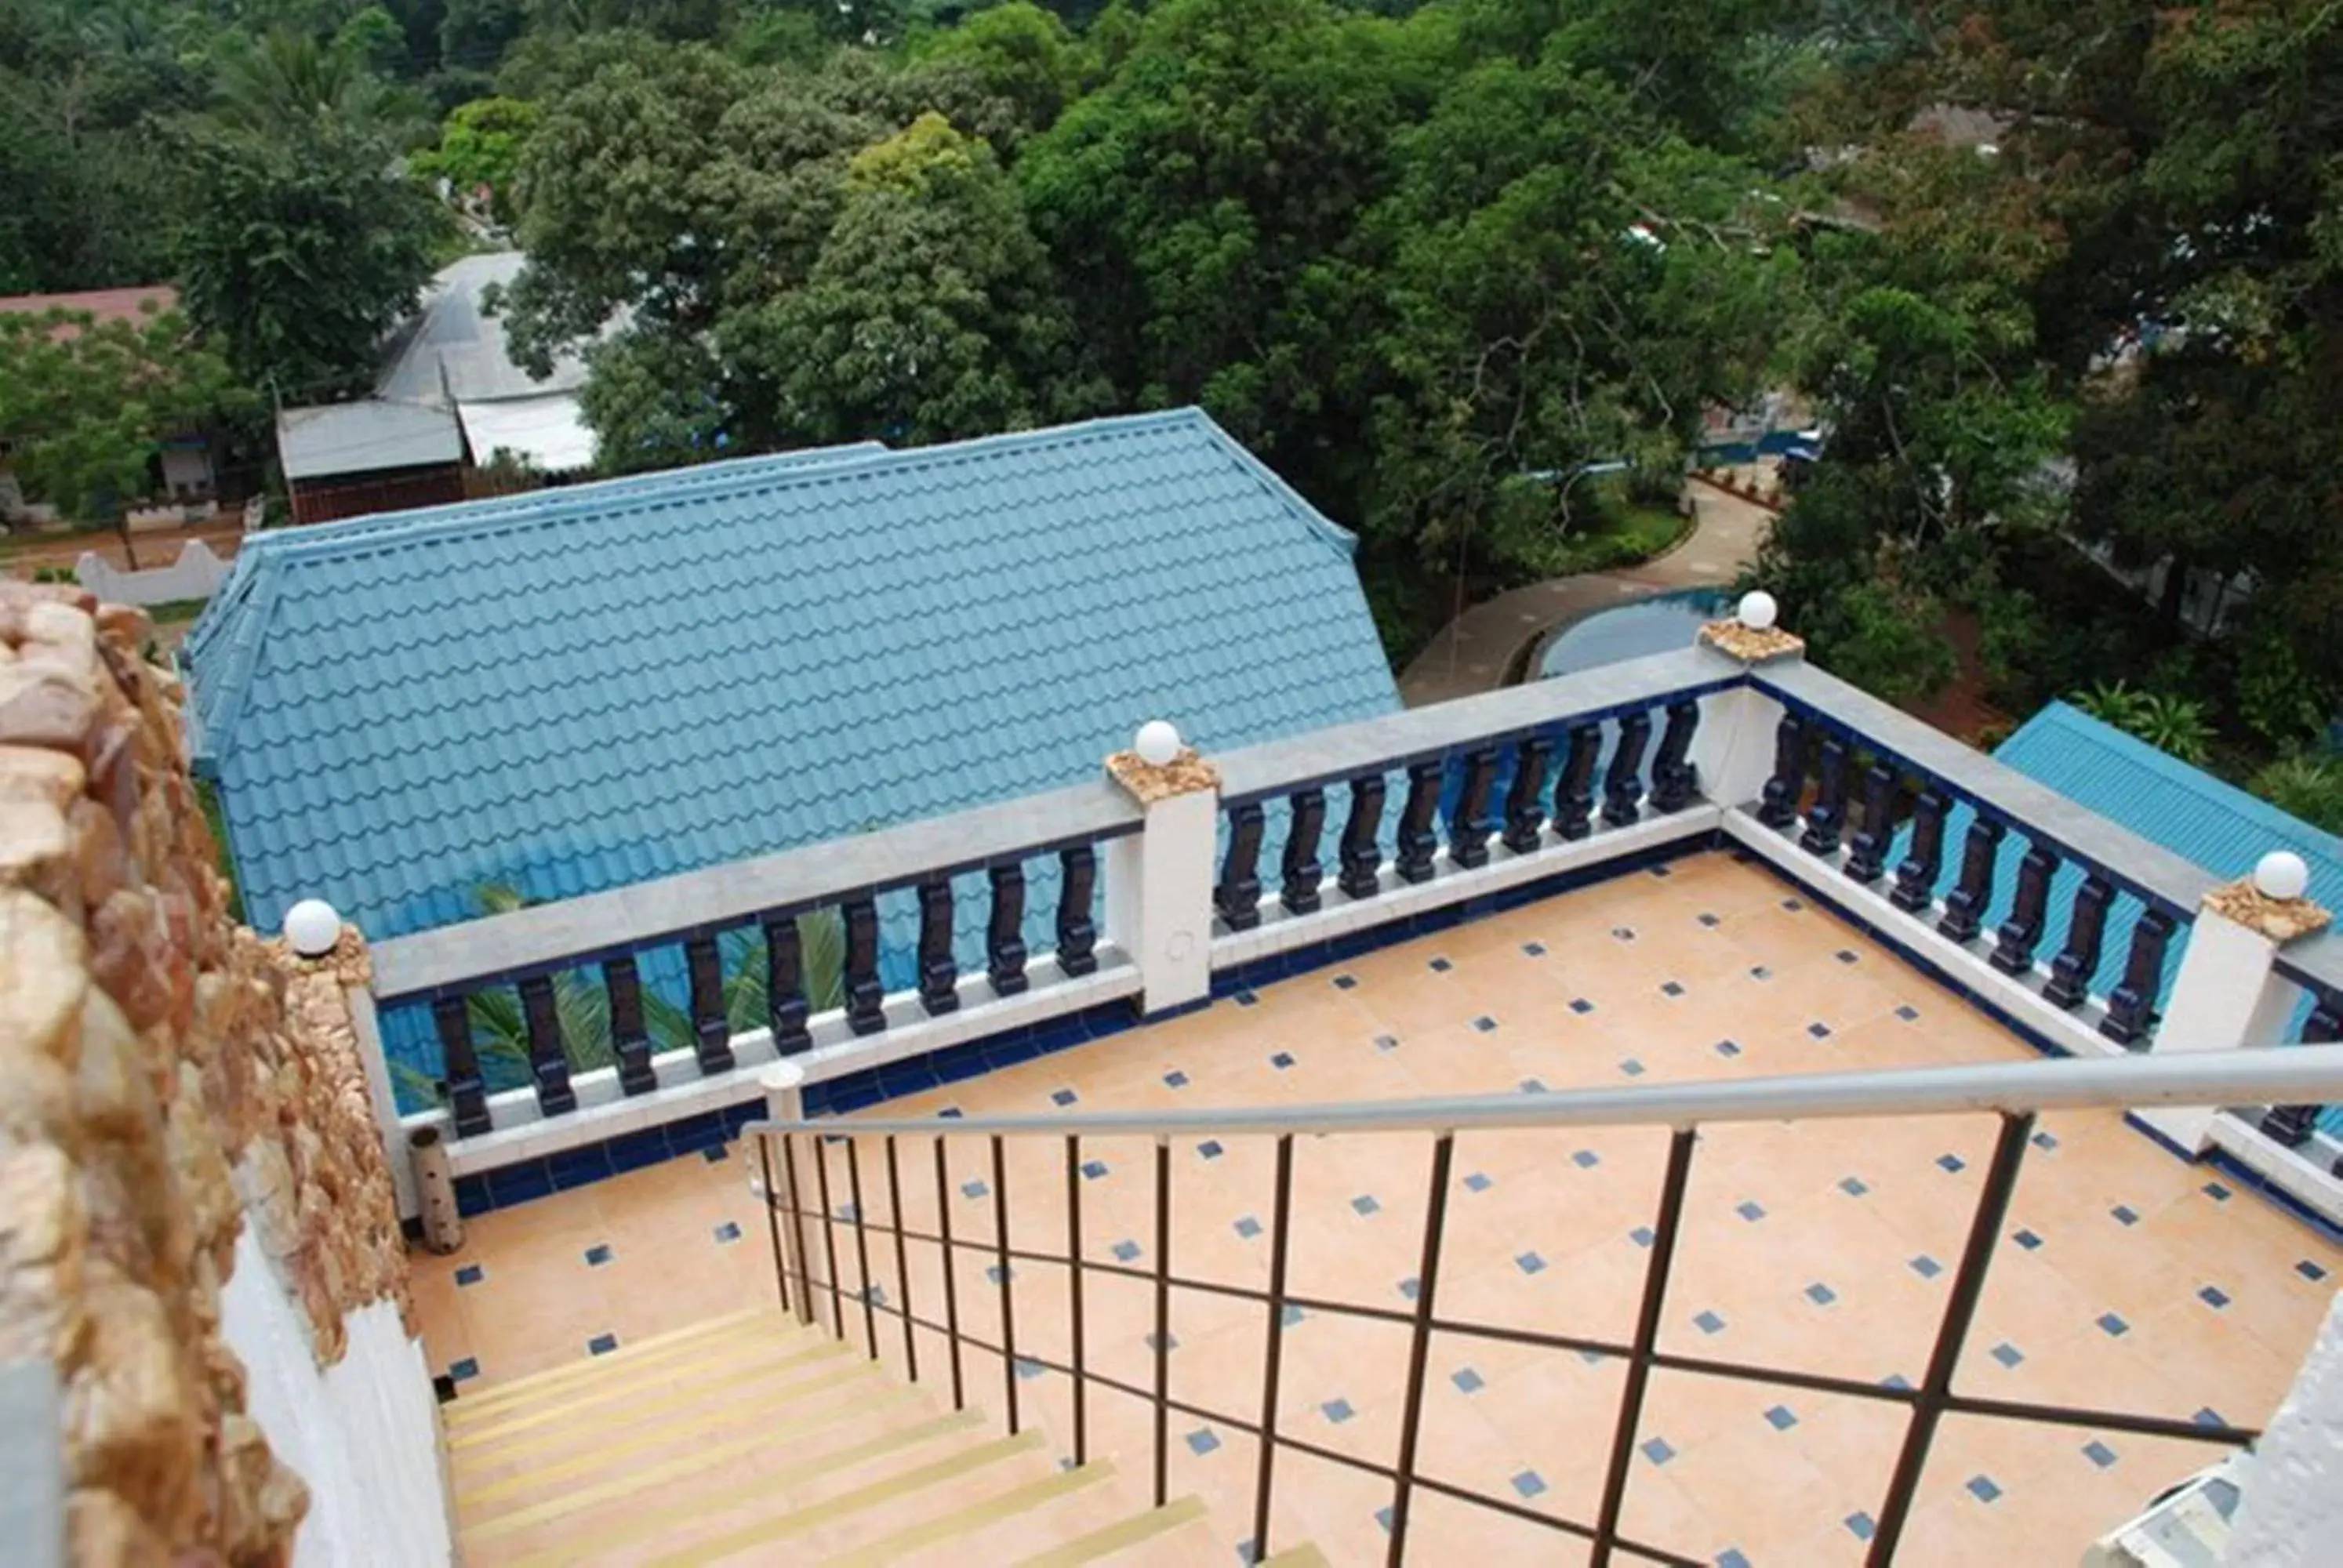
1397 474 1777 708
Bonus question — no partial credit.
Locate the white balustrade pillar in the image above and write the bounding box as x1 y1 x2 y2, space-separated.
2138 852 2329 1152
2225 1290 2343 1565
1689 590 1805 808
1102 722 1219 1015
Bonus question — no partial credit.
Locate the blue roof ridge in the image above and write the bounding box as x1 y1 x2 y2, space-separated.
2014 700 2343 866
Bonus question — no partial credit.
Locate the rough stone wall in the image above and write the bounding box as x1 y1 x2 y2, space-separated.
0 583 410 1565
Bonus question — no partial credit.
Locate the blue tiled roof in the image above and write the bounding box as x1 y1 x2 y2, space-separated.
189 409 1397 946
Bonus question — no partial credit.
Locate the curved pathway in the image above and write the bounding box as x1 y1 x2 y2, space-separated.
1397 474 1777 707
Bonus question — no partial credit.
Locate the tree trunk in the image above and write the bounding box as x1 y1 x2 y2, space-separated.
2157 554 2189 625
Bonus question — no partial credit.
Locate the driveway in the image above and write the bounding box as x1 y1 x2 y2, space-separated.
1397 474 1777 707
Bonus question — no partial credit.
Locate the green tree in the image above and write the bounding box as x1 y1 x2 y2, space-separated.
0 302 252 546
174 116 445 396
412 94 543 220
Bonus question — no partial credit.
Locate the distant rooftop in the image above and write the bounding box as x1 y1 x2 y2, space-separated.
274 399 464 482
190 408 1398 941
376 252 590 407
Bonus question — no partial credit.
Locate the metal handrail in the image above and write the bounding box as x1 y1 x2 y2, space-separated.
743 1040 2343 1142
743 1044 2343 1567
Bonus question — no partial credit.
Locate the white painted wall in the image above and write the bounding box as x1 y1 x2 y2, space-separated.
73 540 230 608
1104 786 1217 1014
217 1229 452 1568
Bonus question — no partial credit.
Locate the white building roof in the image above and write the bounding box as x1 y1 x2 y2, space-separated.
275 400 463 482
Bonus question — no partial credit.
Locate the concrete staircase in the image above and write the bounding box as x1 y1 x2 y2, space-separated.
441 1308 1283 1566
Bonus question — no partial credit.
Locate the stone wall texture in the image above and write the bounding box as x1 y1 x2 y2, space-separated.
0 583 410 1566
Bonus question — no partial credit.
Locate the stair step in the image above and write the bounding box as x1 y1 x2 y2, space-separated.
454 1359 892 1508
1259 1545 1333 1568
823 1458 1117 1568
444 1308 780 1417
449 1334 849 1450
460 1393 951 1543
494 1425 1044 1568
1010 1496 1210 1568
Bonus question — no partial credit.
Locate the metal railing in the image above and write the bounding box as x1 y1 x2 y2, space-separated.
745 1044 2343 1566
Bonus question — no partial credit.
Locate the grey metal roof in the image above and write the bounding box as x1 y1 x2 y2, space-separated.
275 399 464 481
375 252 590 405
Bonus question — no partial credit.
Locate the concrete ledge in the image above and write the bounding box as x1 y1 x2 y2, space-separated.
2207 1112 2343 1233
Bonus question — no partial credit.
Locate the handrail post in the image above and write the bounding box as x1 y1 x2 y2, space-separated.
1250 1134 1297 1561
1591 1128 1697 1566
758 1063 811 1320
1383 1132 1456 1566
1102 736 1220 1014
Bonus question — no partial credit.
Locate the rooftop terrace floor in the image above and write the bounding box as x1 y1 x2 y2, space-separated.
411 850 2343 1565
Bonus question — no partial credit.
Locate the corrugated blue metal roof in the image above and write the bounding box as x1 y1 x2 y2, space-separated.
189 408 1397 948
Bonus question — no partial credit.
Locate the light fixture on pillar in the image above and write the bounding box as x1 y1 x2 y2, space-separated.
2254 851 2311 902
1737 590 1778 631
1135 719 1182 768
1698 587 1803 663
283 898 342 958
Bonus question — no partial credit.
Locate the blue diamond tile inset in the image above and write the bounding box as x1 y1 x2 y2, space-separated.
1694 1310 1726 1334
1452 1367 1484 1393
1052 1088 1079 1106
1113 1240 1142 1263
1882 1374 1913 1392
1164 1071 1189 1088
963 1180 989 1200
987 1265 1012 1285
1640 1438 1675 1466
1513 1470 1548 1498
714 1221 741 1244
1081 1160 1109 1181
1836 949 1858 964
2098 1312 2130 1338
1397 1277 1419 1300
1282 1304 1304 1327
1840 1177 1869 1197
1234 989 1259 1007
448 1357 478 1382
1630 1227 1655 1248
1621 1058 1646 1076
1714 1039 1742 1058
703 1145 728 1163
1896 1005 1920 1022
1235 1217 1262 1240
1013 1356 1044 1381
2083 1440 2117 1469
1353 1195 1381 1215
1519 1078 1547 1095
2112 1204 2139 1226
2032 1131 2059 1151
1187 1428 1221 1456
1698 911 1721 927
1991 1342 2023 1368
1806 1283 1836 1306
1720 1552 1753 1568
1465 1172 1492 1192
1807 1022 1833 1039
2200 1285 2230 1309
1270 1052 1295 1070
1737 1200 1766 1222
1375 1508 1393 1534
1911 1255 1943 1279
589 1333 619 1356
584 1244 613 1266
1662 981 1685 997
1612 926 1636 942
454 1265 484 1287
939 1107 963 1119
1522 942 1546 956
1846 1512 1876 1541
1938 1154 1967 1173
1429 957 1452 973
1322 1399 1355 1424
1374 1034 1400 1051
1573 1149 1600 1169
1146 1332 1179 1352
2203 1181 2232 1202
1751 965 1771 979
1473 1016 1499 1033
1570 997 1595 1014
2014 1229 2043 1250
2195 1407 2226 1428
1967 1475 2002 1504
1783 897 1804 911
1333 974 1357 990
1198 1141 1223 1160
2300 1260 2330 1282
1766 1404 1799 1430
1517 1251 1547 1275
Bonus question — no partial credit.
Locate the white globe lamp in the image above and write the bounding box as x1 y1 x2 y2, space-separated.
283 898 342 958
1135 720 1182 768
2254 851 2310 902
1737 590 1779 632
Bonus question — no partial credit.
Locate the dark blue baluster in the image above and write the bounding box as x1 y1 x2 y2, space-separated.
986 864 1028 997
2042 877 2113 1008
605 956 657 1093
1451 747 1499 867
2098 908 2174 1046
1989 841 2059 975
686 934 736 1072
763 916 812 1054
1395 761 1442 884
2261 995 2343 1145
841 896 885 1034
1843 764 1898 882
1338 773 1385 899
518 975 577 1116
1649 701 1701 813
1215 803 1266 931
433 994 491 1137
1601 711 1653 828
1937 818 2006 943
1502 736 1553 854
1891 789 1949 913
1799 736 1847 855
1057 847 1099 975
1553 724 1600 840
917 878 958 1015
1758 712 1806 828
1281 788 1326 914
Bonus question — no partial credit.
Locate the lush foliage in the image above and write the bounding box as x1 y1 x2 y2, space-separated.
2069 681 2215 768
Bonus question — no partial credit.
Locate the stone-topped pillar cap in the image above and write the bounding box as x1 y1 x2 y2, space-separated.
1698 589 1805 664
1106 720 1221 804
275 914 372 985
2203 851 2331 944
